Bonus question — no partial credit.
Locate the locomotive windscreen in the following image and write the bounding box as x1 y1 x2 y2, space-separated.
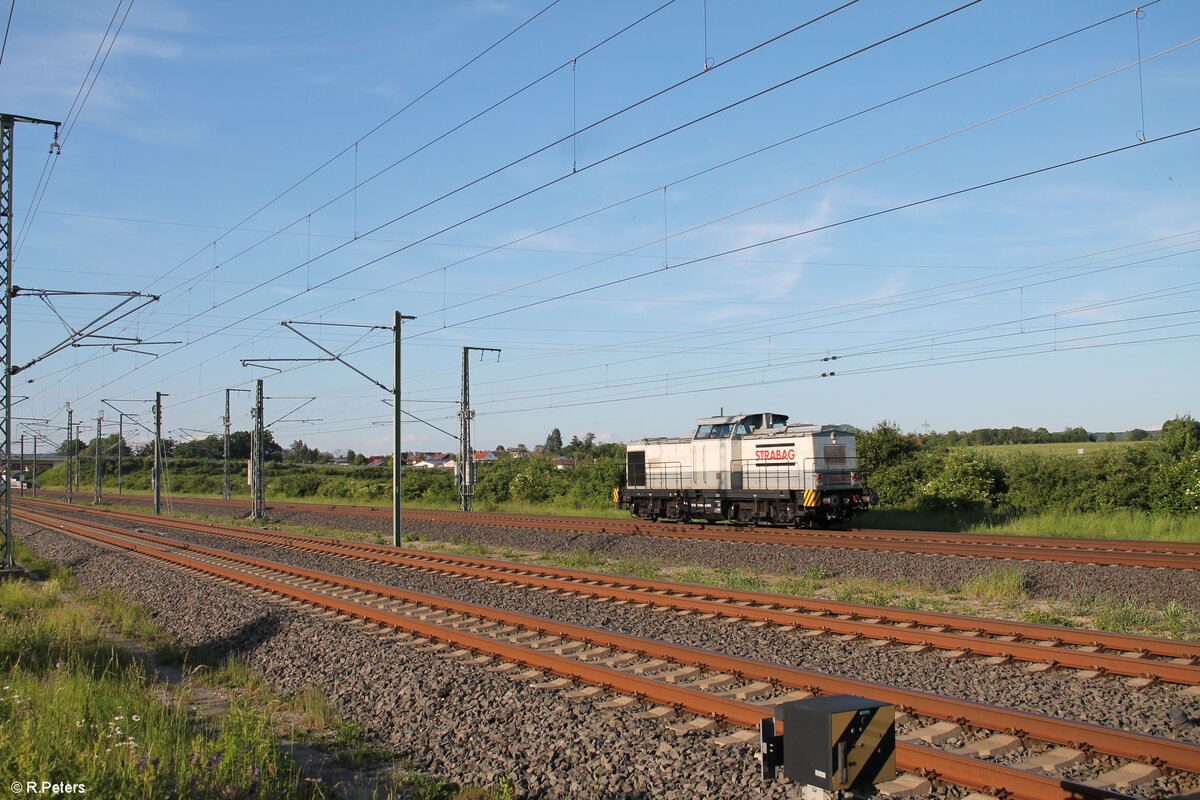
823 445 846 467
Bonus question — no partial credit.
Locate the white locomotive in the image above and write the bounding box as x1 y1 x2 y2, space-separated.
617 412 875 526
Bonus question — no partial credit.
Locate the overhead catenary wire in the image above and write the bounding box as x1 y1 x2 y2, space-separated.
427 126 1200 336
0 0 15 71
96 0 1171 394
17 3 1197 449
404 32 1199 329
138 0 673 300
111 0 859 352
329 0 1161 312
14 1 1161 295
78 0 985 398
14 0 134 258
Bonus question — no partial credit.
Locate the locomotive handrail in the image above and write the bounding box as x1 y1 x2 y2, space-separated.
731 458 799 491
642 461 684 490
801 455 861 474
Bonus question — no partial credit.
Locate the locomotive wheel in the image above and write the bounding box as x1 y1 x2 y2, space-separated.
735 505 757 525
664 499 685 520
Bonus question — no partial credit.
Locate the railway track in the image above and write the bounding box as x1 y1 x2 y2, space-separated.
15 504 1197 800
51 491 1200 569
18 498 1200 687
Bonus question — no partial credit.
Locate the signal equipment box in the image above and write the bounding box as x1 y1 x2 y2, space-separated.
761 695 895 793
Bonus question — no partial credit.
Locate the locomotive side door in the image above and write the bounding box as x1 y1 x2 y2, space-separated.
692 442 707 487
692 441 726 488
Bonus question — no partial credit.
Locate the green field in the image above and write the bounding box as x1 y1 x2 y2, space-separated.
968 440 1150 458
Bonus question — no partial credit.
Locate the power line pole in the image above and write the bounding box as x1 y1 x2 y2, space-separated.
116 413 124 494
64 405 73 505
458 346 500 512
1 113 60 569
93 413 102 504
251 380 264 520
392 312 415 545
73 421 82 494
153 392 165 515
99 405 138 496
225 389 232 500
274 311 415 544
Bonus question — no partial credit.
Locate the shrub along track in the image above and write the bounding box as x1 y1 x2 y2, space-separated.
17 498 1200 687
47 491 1200 569
15 501 1200 799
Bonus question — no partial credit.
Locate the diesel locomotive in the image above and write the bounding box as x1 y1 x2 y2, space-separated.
616 411 875 526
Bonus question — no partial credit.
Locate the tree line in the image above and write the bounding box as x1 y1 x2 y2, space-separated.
857 416 1200 516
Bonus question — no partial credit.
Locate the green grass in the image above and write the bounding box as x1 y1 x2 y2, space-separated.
2 547 523 800
438 538 495 558
964 510 1200 542
532 548 662 579
1019 606 1079 628
0 578 310 800
856 508 1200 542
961 566 1030 606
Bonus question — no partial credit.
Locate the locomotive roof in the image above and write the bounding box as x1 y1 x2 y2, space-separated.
694 411 789 425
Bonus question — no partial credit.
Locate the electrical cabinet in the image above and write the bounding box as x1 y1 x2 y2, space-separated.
766 695 895 791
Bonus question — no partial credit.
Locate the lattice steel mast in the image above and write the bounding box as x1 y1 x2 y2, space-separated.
1 113 60 568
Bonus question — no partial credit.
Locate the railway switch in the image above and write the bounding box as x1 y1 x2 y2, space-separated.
760 695 895 796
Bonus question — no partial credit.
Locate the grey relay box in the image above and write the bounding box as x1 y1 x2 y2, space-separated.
761 695 896 791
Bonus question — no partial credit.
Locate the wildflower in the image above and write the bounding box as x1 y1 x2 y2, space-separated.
210 752 223 766
132 715 141 722
151 757 160 768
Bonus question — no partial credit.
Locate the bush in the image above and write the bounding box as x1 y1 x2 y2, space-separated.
916 450 1005 513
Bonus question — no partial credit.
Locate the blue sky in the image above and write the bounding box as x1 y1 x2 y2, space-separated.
2 0 1198 456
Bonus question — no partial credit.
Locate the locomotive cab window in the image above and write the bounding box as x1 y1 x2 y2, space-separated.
695 423 733 439
735 414 763 436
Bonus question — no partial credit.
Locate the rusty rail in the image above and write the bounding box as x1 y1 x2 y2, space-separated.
19 499 1200 680
17 506 1200 782
42 490 1200 568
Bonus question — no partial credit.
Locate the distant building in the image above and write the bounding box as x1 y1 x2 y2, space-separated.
413 457 455 470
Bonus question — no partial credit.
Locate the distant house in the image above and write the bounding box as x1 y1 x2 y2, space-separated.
473 450 502 463
414 457 456 470
364 457 386 468
553 457 577 470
